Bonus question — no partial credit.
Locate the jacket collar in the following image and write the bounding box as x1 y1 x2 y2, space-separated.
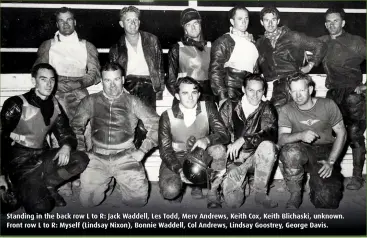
118 30 148 47
234 100 264 121
171 101 202 119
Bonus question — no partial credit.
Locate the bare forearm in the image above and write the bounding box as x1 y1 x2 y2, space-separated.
328 132 347 163
278 132 303 147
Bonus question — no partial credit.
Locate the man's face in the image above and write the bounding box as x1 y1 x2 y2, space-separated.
260 13 280 33
325 13 345 36
102 70 124 97
56 11 76 36
175 83 200 109
184 19 202 40
32 68 56 99
119 11 140 35
289 80 313 107
230 9 249 32
242 80 265 106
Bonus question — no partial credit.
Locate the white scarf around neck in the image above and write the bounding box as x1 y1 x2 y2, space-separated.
241 95 260 118
179 104 197 127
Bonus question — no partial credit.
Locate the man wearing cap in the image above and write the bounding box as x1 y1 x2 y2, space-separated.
166 8 214 105
319 8 366 191
158 76 230 208
209 6 259 107
109 5 164 149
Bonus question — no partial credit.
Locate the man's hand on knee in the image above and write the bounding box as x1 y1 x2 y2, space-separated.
54 145 71 166
317 160 333 179
227 138 245 161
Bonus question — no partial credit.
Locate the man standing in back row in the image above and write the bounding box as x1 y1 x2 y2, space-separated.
167 8 214 104
256 6 326 109
209 6 259 107
109 6 164 149
319 8 366 190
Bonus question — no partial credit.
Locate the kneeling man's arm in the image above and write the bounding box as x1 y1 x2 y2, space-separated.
158 112 182 174
328 120 347 164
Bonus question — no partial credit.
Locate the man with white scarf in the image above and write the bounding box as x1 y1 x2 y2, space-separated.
220 74 278 208
35 7 100 119
209 6 259 108
158 76 230 208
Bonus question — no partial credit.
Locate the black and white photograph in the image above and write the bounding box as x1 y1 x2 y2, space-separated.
0 0 366 236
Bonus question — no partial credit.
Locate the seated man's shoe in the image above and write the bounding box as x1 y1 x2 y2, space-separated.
191 186 204 199
255 192 278 209
346 176 364 190
286 192 302 209
47 187 67 207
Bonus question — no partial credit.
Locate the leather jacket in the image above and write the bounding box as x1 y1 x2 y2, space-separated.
109 31 165 99
159 101 230 173
220 99 278 153
318 31 366 89
71 90 159 154
256 26 326 82
209 34 258 102
0 89 77 174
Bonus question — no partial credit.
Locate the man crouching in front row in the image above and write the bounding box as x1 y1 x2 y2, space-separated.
158 76 230 208
71 62 159 207
219 74 278 209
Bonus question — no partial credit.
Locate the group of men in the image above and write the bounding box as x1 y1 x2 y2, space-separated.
0 5 365 214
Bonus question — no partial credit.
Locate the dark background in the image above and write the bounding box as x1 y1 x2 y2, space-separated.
1 1 366 73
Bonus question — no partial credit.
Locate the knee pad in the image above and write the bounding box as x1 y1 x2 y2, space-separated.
309 176 342 209
160 177 182 200
208 145 227 171
347 124 366 148
280 144 304 167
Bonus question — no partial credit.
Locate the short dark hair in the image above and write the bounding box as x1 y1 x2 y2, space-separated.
120 6 141 20
243 74 268 97
31 63 58 79
228 6 249 21
325 7 345 20
175 76 201 94
55 7 75 20
286 72 315 91
101 62 125 76
260 6 280 20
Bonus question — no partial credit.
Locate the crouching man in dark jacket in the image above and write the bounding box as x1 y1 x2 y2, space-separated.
0 63 89 214
220 74 278 208
158 76 230 208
